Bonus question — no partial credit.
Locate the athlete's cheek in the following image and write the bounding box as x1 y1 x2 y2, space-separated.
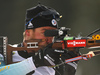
41 33 44 36
34 33 46 39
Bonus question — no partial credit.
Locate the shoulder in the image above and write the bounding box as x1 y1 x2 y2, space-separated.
9 43 22 47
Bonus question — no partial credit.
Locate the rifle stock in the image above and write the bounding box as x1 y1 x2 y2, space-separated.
7 45 41 64
86 39 100 48
1 36 100 64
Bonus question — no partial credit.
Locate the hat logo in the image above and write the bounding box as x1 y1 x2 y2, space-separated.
28 22 33 28
51 19 57 26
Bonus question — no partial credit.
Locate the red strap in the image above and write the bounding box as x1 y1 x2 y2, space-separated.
65 54 93 63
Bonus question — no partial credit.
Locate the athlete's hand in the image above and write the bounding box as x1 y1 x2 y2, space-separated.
33 44 65 67
43 48 64 66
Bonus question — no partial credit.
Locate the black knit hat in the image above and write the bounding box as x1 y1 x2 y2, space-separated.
25 4 61 30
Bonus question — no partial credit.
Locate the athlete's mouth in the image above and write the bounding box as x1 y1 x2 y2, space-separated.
45 38 52 44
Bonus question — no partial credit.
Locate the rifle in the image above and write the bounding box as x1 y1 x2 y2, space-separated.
0 27 100 65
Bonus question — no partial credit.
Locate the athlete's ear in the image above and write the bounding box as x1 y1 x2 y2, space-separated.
25 30 30 36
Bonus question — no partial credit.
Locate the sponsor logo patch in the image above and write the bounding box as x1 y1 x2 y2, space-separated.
51 19 57 26
28 22 33 28
92 34 100 40
67 40 86 47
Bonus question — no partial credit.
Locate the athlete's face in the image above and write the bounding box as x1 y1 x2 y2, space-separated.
29 26 56 46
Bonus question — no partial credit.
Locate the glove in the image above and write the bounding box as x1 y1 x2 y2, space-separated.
43 48 65 66
33 44 65 67
55 50 80 75
61 47 80 61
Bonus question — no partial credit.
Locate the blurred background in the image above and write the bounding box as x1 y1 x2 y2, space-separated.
0 0 100 75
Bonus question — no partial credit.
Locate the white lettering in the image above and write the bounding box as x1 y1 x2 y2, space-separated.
67 41 85 46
